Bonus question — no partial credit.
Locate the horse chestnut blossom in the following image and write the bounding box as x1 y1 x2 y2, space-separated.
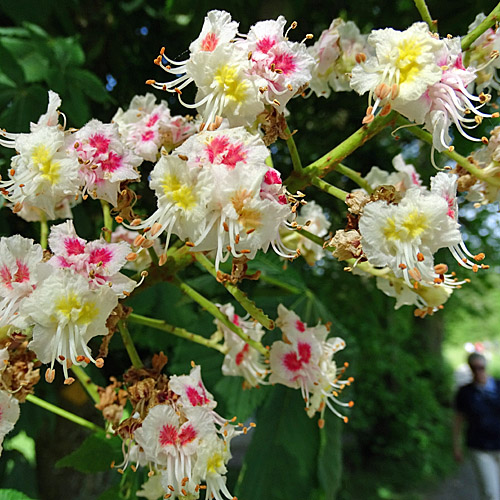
127 364 244 500
0 389 20 456
128 127 295 269
0 91 80 219
358 173 486 288
214 303 268 387
48 220 137 297
309 18 370 96
113 93 198 160
21 270 117 382
0 235 50 330
148 10 314 125
70 119 142 206
365 154 423 192
270 305 353 424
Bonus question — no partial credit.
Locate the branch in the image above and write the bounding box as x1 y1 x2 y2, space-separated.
335 163 373 194
311 177 348 201
396 116 500 187
284 124 303 172
26 394 104 433
128 312 227 354
171 276 269 357
118 320 144 369
194 253 275 330
413 0 437 32
461 2 500 51
285 111 397 192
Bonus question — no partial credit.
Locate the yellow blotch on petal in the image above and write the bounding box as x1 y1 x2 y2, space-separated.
55 293 98 324
396 39 423 84
206 452 224 474
231 189 262 229
214 65 249 103
161 174 196 210
31 145 60 185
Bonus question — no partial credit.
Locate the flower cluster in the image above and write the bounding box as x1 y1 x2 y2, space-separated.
0 91 144 220
308 18 370 97
115 363 244 500
351 22 496 154
148 10 315 126
127 126 295 269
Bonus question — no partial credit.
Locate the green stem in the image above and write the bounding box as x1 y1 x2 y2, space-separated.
71 365 100 405
101 200 113 243
128 313 227 354
311 177 348 201
40 213 48 250
413 0 437 32
461 2 500 51
194 253 275 330
296 227 326 247
285 111 397 192
335 163 373 193
285 124 303 172
118 320 144 369
172 276 269 357
26 394 104 433
396 116 500 187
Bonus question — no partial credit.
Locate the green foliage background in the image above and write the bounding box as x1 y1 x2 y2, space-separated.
0 1 499 499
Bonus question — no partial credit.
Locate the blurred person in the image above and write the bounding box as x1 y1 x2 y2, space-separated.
453 352 500 500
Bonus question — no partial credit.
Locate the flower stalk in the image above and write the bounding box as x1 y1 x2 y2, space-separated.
413 0 437 33
100 199 113 243
118 320 144 369
461 2 500 51
71 364 101 405
285 124 303 172
311 176 348 201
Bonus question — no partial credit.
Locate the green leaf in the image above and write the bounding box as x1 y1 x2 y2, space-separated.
213 376 271 422
72 69 108 103
236 385 320 500
0 40 25 85
55 433 122 474
0 85 47 132
317 416 342 500
0 490 35 500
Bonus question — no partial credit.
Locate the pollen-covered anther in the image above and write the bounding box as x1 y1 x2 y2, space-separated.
158 254 167 266
178 154 188 161
355 52 367 64
185 241 195 247
76 355 85 362
434 263 448 274
64 377 75 385
380 103 392 116
375 83 391 100
474 253 485 261
492 112 500 118
95 358 104 368
13 202 23 213
482 136 489 145
133 235 146 247
399 263 407 270
416 252 425 262
150 222 163 237
472 264 479 273
434 277 443 284
126 252 138 262
318 418 325 429
273 99 281 106
130 218 142 226
45 368 55 383
115 216 124 224
145 79 156 85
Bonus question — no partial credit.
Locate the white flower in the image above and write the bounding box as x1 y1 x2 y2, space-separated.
269 305 353 422
169 365 217 411
48 220 136 297
351 22 444 122
0 235 50 329
22 270 117 381
70 119 142 206
0 390 20 456
365 154 423 192
215 304 268 387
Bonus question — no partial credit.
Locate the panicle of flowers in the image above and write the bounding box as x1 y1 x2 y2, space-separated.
125 126 296 269
147 10 314 126
113 93 199 161
69 119 142 206
269 305 353 425
214 303 268 387
357 172 486 291
114 362 246 500
0 91 81 219
350 23 497 155
466 13 500 93
308 18 370 97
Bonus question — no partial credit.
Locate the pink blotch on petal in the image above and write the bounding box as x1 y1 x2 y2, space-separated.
235 344 250 366
159 424 178 446
206 136 229 163
256 36 276 54
0 266 12 288
201 32 219 52
264 169 282 185
283 351 303 372
295 320 305 332
13 260 30 283
221 143 246 169
185 386 208 406
89 134 111 154
88 247 114 265
278 194 287 205
179 424 197 446
100 151 123 173
141 130 155 142
146 114 160 127
272 51 296 75
297 341 312 364
64 237 85 256
232 314 240 326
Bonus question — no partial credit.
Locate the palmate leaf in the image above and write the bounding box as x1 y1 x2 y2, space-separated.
55 433 123 474
236 385 322 500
